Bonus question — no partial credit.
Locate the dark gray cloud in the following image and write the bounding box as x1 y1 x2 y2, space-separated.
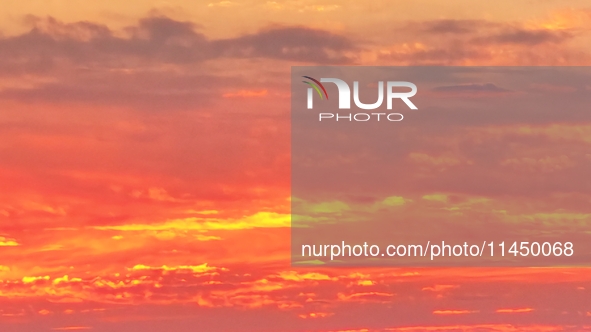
0 16 356 74
475 28 572 45
379 46 489 65
0 16 356 109
408 19 573 45
212 26 355 63
380 20 578 65
410 19 496 34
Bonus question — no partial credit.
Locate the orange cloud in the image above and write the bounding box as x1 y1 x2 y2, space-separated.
51 327 92 331
223 89 268 98
422 284 459 292
433 309 478 315
298 311 334 319
496 308 535 313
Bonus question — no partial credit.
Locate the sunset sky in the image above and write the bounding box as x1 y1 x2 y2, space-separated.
1 0 591 331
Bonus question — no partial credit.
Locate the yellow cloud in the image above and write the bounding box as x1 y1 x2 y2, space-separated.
195 234 221 241
0 236 19 246
278 271 335 281
130 263 223 274
208 1 236 7
22 276 50 284
53 275 82 285
422 194 448 202
382 196 407 206
357 280 374 286
185 210 219 215
409 152 462 167
309 201 350 213
94 211 290 232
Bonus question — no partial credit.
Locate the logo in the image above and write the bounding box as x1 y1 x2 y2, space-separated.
302 76 418 122
302 76 329 101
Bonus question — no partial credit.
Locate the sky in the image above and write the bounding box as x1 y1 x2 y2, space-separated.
0 0 591 331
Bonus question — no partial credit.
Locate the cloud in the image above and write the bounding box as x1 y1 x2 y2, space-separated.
500 155 575 173
381 196 407 207
0 16 355 109
0 16 356 75
297 312 333 319
496 308 535 313
337 291 394 302
422 284 459 292
476 28 572 45
93 212 290 232
129 263 222 274
409 19 573 45
278 271 335 282
207 1 237 8
378 19 583 65
432 309 478 315
22 275 50 283
222 89 268 98
411 19 496 34
212 25 355 63
0 236 19 246
432 83 509 93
